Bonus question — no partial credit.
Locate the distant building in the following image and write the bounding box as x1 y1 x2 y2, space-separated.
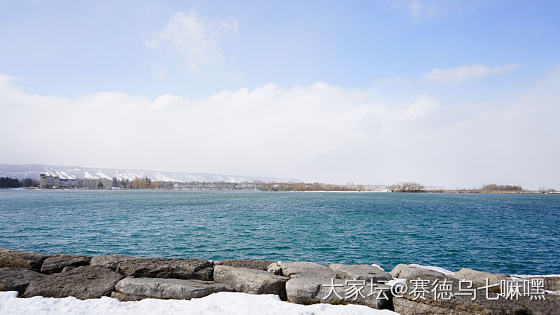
99 178 112 189
58 178 78 188
77 178 112 189
59 178 69 188
39 174 60 188
40 174 110 189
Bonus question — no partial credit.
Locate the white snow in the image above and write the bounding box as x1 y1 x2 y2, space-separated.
370 264 384 271
509 274 560 281
510 274 560 280
409 264 455 276
0 291 398 315
95 171 112 179
153 173 176 182
43 169 57 177
59 171 76 179
2 164 292 183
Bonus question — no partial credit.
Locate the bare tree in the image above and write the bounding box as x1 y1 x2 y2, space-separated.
388 182 424 192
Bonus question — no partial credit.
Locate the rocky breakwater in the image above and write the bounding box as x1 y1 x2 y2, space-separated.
1 247 559 314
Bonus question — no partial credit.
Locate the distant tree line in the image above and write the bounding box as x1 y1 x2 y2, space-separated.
257 182 366 192
388 182 425 192
111 177 172 189
0 177 38 188
4 176 546 194
482 184 523 192
538 187 556 193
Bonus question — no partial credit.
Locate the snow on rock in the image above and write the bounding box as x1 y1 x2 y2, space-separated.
0 291 398 315
409 264 455 276
510 274 560 279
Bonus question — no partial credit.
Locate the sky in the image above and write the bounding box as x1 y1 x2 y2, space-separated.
1 0 559 189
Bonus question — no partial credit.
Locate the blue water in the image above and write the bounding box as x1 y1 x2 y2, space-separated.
0 190 559 275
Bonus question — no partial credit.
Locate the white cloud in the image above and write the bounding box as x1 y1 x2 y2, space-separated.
1 72 559 189
146 10 238 74
407 0 423 17
392 0 440 17
424 64 518 83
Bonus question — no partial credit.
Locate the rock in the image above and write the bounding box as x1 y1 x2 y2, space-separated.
61 266 76 272
116 257 213 280
526 276 560 292
453 267 506 288
389 264 447 279
285 277 392 309
215 259 275 271
280 262 337 279
0 267 46 295
110 291 145 301
90 254 139 270
213 265 288 299
285 277 339 304
40 254 91 274
393 297 465 315
392 275 560 315
329 264 392 282
23 266 123 299
267 262 282 275
113 277 234 300
0 248 48 271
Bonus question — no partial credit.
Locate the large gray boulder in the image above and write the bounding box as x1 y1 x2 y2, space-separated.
527 276 560 292
213 265 288 299
393 275 560 315
40 254 91 274
215 259 275 271
453 267 507 288
0 248 48 271
285 277 338 304
0 267 46 295
23 266 123 299
116 257 213 280
267 262 282 275
329 264 392 282
280 262 337 279
285 277 392 309
90 254 139 270
113 277 234 300
390 264 447 279
110 291 145 301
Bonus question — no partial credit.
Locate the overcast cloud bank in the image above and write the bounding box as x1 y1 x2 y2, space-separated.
1 68 559 189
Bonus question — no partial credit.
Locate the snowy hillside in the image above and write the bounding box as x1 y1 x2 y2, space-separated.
0 164 294 183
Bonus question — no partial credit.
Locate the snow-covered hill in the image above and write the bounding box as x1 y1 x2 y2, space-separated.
0 164 295 183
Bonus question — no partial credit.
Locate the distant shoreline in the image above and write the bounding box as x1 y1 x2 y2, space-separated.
2 187 559 194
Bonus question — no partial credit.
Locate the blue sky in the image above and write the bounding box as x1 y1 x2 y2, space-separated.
1 1 559 188
2 0 558 98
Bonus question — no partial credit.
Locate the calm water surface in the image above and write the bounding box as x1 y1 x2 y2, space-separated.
0 190 559 274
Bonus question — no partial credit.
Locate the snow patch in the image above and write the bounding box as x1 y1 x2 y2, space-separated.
409 264 455 276
59 171 76 179
95 171 112 179
0 291 397 315
370 264 384 272
510 274 560 279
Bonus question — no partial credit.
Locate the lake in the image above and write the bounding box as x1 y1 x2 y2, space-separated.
1 190 558 275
